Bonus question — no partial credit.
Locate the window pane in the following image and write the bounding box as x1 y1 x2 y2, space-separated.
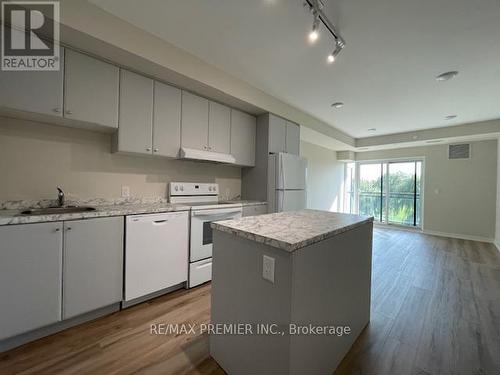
358 163 384 221
388 162 416 226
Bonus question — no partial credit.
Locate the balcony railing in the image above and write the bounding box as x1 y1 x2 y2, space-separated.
358 192 420 226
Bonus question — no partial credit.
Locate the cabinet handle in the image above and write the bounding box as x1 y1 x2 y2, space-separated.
53 108 61 113
54 228 60 232
153 148 159 152
146 147 151 152
67 227 72 231
65 110 73 115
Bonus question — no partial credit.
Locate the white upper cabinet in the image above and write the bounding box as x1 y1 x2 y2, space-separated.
181 91 209 150
63 217 123 319
268 114 287 154
117 70 154 154
0 46 64 116
64 50 119 129
153 81 181 157
209 101 231 154
285 121 300 155
231 109 256 167
0 222 63 340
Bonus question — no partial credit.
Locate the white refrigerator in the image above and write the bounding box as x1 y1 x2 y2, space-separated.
268 152 307 212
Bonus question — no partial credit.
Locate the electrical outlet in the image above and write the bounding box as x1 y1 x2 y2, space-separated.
263 255 275 283
121 185 130 198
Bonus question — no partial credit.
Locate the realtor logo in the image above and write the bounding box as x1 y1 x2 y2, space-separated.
1 1 60 71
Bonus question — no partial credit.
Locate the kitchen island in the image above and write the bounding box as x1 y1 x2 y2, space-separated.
210 209 374 375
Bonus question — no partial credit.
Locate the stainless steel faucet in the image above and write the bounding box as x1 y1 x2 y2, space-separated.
57 187 65 207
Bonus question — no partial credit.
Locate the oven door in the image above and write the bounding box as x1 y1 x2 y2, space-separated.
190 207 242 262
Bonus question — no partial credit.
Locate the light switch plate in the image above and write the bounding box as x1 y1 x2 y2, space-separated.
121 185 130 197
263 255 275 283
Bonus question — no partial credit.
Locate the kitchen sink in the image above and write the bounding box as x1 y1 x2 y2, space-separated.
20 206 97 215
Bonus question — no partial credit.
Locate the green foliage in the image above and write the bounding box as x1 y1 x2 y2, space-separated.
359 170 420 225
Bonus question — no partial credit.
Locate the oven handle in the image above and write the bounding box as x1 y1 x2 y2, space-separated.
192 209 242 217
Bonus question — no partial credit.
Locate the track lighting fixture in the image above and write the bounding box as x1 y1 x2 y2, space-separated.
304 0 346 64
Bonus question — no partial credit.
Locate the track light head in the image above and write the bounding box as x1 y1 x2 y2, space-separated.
327 40 345 64
309 12 320 43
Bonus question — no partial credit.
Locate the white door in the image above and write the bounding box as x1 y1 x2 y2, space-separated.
125 212 189 301
208 101 231 154
64 49 119 128
190 208 242 262
285 121 300 155
0 40 63 116
0 222 63 340
153 81 181 157
277 153 307 190
277 190 307 212
181 91 209 150
230 109 256 166
118 69 154 154
268 114 287 154
63 217 123 319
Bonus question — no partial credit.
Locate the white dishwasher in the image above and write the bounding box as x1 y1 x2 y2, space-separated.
125 211 189 302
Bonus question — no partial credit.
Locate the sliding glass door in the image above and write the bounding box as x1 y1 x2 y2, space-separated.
357 160 422 227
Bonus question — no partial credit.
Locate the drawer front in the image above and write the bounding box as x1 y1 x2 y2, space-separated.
189 259 212 288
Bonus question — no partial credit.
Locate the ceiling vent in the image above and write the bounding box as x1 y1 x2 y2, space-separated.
448 143 470 160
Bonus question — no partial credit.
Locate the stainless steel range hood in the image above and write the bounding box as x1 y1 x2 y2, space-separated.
178 147 236 164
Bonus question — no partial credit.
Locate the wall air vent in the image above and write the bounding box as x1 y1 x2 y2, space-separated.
448 143 470 160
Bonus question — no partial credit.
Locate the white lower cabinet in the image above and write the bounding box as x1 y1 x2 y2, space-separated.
0 222 63 340
125 212 189 302
63 217 124 319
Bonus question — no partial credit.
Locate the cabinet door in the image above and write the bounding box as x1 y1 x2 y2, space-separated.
231 109 256 166
208 101 231 154
153 81 181 157
64 50 119 128
63 217 123 319
118 70 154 154
285 121 300 155
0 43 63 116
268 114 287 154
181 91 209 150
0 222 63 340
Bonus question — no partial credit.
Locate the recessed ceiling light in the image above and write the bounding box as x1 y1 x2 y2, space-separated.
436 71 459 81
426 139 443 144
445 115 457 120
367 128 376 131
358 147 370 151
331 102 344 108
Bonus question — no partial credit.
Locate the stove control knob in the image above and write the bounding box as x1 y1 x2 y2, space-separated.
174 186 179 191
208 186 212 191
180 186 184 191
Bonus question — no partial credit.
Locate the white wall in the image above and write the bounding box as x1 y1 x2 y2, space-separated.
496 139 500 249
0 117 241 201
300 141 344 212
356 140 497 240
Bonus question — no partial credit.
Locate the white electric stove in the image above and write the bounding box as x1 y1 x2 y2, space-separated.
169 182 242 288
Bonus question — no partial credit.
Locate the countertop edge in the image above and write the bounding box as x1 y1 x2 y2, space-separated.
0 205 191 226
212 216 373 252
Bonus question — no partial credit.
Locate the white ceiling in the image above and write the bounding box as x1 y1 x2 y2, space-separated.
89 0 500 138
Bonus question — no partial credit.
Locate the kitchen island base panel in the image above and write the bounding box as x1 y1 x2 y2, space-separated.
210 222 373 375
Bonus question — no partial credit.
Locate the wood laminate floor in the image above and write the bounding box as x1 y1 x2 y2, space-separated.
1 228 499 375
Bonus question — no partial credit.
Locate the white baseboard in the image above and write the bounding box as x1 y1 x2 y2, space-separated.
422 229 494 244
494 241 500 252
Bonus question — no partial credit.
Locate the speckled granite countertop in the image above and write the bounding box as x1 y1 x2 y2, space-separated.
211 209 373 252
0 199 190 226
0 197 267 226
